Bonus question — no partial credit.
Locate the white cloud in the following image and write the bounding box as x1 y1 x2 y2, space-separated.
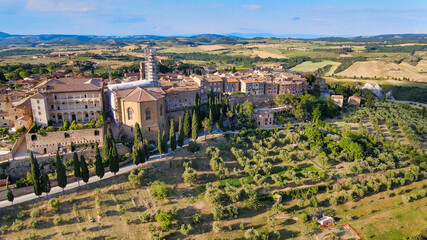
242 5 262 10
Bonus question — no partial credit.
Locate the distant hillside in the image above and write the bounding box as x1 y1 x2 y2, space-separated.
316 34 427 43
0 32 425 44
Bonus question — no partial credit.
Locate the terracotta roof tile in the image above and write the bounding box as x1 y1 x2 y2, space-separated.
122 87 164 102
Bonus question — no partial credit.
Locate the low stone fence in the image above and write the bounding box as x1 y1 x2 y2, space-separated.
26 127 104 154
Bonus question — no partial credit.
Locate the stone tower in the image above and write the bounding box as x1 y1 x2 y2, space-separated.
145 47 160 86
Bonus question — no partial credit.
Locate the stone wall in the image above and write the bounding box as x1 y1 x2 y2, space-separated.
26 127 104 154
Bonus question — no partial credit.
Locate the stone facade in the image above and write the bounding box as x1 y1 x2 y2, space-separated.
165 86 200 113
0 92 11 128
240 79 265 95
26 127 103 154
31 78 104 126
119 87 168 144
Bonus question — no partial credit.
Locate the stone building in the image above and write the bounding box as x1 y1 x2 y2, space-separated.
31 78 104 126
119 87 167 144
224 78 240 93
0 88 10 128
348 95 361 106
331 95 344 108
240 79 265 95
192 74 224 94
164 86 200 113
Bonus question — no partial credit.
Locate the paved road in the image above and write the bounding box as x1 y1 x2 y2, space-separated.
0 134 205 209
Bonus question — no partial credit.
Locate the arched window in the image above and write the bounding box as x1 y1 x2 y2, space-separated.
160 104 163 116
127 107 134 120
145 108 151 120
31 135 37 141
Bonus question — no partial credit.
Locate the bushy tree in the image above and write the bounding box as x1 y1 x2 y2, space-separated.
128 169 145 187
150 180 170 200
182 167 197 184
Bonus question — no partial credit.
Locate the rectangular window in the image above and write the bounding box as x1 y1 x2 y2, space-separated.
36 100 40 104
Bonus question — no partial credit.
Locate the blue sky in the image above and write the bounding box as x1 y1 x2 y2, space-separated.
0 0 426 36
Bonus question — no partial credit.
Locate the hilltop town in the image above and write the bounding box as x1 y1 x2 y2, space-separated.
0 39 426 240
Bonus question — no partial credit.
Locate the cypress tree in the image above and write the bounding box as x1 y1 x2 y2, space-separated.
7 189 13 205
55 151 67 192
103 126 113 164
170 119 176 151
183 107 191 138
73 152 81 185
109 135 119 176
132 124 145 166
80 155 89 183
192 109 199 141
41 173 51 196
208 109 214 133
158 130 163 155
162 130 168 154
30 152 42 196
134 122 143 144
143 138 150 161
94 143 104 178
178 116 184 147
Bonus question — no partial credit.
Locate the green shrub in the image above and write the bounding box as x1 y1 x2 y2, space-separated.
239 223 245 230
192 213 202 224
118 204 125 213
48 198 60 214
30 208 40 218
155 210 175 231
0 225 8 234
28 218 38 228
180 224 192 236
128 169 146 187
53 216 62 226
188 141 200 153
150 180 170 200
299 213 309 223
11 219 23 231
139 212 151 223
212 221 222 233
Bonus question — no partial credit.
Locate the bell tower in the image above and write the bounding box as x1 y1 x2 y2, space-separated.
145 47 160 87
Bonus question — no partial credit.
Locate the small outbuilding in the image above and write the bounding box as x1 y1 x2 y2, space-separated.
348 95 361 106
273 194 282 203
318 216 335 227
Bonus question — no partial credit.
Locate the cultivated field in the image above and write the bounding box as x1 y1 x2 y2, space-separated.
336 60 427 82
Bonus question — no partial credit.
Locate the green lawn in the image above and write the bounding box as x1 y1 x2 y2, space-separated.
290 60 341 73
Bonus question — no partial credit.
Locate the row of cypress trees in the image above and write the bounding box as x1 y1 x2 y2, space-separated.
29 125 119 197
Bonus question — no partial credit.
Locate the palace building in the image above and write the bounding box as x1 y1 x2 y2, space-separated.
30 78 104 126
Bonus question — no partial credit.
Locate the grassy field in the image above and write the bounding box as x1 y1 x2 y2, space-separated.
290 60 341 73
